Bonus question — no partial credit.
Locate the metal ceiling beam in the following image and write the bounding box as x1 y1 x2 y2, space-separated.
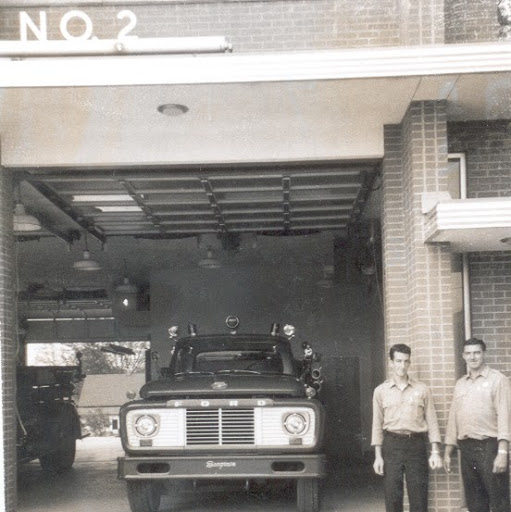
28 165 370 182
104 225 348 236
122 188 204 195
200 178 227 233
159 219 218 225
348 162 382 231
282 176 291 231
149 209 216 216
292 214 351 221
144 199 209 206
16 160 377 241
15 218 79 245
119 179 164 232
22 175 106 245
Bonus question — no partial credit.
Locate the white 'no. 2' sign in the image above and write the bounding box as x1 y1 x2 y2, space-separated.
19 10 138 41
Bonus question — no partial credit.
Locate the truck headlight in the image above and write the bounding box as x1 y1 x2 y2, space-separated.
283 412 308 435
135 415 158 437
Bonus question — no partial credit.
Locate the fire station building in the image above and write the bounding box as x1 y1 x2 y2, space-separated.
1 0 511 511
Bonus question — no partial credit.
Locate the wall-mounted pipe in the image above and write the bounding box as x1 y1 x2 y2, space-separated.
0 37 232 57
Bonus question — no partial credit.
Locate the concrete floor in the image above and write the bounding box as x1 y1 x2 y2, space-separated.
17 438 385 512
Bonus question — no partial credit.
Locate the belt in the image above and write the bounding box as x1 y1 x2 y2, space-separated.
384 430 427 439
458 437 496 444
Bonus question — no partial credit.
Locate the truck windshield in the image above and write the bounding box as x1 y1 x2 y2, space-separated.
173 348 284 375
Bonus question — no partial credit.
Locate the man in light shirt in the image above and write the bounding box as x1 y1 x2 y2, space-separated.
372 343 442 512
444 337 511 512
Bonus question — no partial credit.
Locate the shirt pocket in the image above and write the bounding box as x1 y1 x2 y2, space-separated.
408 391 425 423
382 393 401 411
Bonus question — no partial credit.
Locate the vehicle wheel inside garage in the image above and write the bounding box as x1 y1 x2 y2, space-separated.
39 435 76 474
126 480 162 512
296 478 320 512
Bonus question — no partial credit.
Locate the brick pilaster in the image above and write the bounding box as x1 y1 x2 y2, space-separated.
0 167 16 512
382 101 461 511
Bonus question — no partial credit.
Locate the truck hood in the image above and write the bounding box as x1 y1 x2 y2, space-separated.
140 373 306 400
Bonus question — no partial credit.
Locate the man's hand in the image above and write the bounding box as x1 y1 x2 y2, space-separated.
443 453 451 474
373 456 384 476
493 453 508 474
444 445 456 474
429 452 443 470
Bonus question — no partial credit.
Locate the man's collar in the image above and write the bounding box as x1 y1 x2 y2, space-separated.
389 376 415 388
464 364 490 380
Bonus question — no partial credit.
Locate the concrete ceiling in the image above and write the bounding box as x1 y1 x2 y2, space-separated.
1 72 511 166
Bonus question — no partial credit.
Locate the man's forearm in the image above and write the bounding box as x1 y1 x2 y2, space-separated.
498 439 509 453
444 444 455 457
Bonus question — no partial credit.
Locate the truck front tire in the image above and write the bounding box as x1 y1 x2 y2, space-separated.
127 481 162 512
296 478 320 512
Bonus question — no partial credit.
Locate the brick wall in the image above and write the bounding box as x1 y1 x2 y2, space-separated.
445 0 501 43
383 101 461 511
0 167 17 512
448 120 511 373
449 120 511 198
469 253 511 368
0 0 443 50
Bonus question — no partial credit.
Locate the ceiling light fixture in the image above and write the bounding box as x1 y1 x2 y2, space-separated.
198 248 221 269
157 103 189 117
115 260 138 294
13 202 41 232
13 181 42 232
115 259 138 309
72 194 135 203
96 206 142 213
73 234 102 272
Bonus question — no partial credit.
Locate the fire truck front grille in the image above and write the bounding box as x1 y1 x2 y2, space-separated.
186 408 255 445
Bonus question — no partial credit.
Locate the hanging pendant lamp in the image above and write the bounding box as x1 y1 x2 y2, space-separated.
115 259 138 294
198 247 221 269
115 259 138 310
13 182 41 232
73 233 101 271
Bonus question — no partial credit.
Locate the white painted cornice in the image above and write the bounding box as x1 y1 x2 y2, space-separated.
1 42 511 87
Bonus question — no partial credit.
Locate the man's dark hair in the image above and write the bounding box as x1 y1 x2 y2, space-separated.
463 337 487 351
389 343 411 360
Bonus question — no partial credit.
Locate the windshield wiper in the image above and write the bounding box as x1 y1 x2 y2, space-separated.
216 369 261 375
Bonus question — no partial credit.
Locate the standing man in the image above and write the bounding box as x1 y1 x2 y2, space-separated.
444 337 511 512
372 343 442 512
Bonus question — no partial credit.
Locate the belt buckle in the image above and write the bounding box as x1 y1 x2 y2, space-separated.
390 430 415 438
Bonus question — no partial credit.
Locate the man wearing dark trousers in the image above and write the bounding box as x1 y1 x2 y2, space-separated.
372 343 442 512
444 337 511 512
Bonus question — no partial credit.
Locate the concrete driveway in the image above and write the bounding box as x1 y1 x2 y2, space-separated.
17 437 385 512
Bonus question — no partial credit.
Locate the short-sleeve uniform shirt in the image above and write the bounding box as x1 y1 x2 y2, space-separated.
445 365 511 446
372 377 441 446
